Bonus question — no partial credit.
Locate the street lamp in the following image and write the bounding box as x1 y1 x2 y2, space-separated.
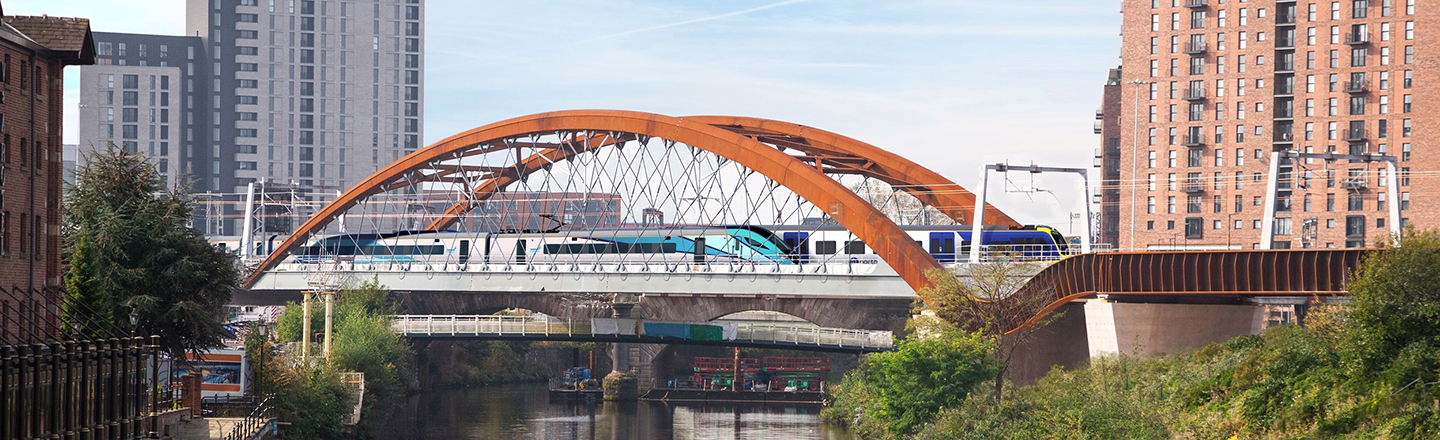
1127 79 1153 251
129 309 139 338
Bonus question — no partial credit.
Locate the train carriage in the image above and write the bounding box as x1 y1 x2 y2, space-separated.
290 224 1073 267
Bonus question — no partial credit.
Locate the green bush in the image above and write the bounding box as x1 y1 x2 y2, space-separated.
824 324 998 438
270 365 351 439
267 279 412 438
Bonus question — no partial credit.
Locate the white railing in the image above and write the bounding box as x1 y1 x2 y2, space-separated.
736 324 894 350
269 244 1118 275
391 315 588 337
390 315 894 350
275 260 886 275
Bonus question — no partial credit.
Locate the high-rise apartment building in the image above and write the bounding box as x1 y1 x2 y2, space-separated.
1100 0 1431 250
79 33 206 191
79 0 424 236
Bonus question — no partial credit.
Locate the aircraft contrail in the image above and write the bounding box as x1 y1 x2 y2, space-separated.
594 0 816 40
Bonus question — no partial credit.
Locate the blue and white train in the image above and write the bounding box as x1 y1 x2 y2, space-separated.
291 224 1073 265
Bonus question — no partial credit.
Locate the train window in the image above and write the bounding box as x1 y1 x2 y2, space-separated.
544 243 678 254
354 245 444 255
815 240 837 254
844 241 866 254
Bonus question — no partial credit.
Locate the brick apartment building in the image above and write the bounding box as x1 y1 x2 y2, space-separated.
1098 0 1433 250
0 3 95 339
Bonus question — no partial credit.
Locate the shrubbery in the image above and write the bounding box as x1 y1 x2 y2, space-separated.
828 229 1440 439
261 279 412 438
822 323 998 438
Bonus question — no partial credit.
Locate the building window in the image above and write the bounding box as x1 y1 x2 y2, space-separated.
1346 215 1366 238
1185 217 1204 239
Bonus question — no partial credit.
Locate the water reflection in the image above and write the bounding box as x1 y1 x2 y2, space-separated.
370 383 852 440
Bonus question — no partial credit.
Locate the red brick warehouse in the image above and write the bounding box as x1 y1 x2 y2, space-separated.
0 4 95 340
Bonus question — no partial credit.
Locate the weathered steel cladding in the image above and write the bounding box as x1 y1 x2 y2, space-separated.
1008 249 1367 334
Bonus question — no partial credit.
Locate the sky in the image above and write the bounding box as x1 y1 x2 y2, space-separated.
10 0 1121 233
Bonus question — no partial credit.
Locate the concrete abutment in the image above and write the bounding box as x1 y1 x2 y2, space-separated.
1006 300 1268 384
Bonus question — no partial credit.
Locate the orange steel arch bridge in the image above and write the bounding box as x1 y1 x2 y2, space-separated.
239 110 1369 334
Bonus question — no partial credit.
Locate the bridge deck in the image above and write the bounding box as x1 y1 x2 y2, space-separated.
253 261 916 299
391 315 894 353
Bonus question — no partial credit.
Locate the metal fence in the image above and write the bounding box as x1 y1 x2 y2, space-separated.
0 286 171 440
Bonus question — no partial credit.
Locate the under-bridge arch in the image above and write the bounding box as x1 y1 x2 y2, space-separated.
242 110 1014 296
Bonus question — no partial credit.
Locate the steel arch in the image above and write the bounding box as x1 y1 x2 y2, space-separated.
687 116 1020 227
242 110 982 295
418 116 1018 231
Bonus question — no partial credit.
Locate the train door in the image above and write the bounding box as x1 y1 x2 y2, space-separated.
693 237 707 264
928 232 956 263
515 239 527 264
782 232 810 263
483 234 492 263
458 239 470 264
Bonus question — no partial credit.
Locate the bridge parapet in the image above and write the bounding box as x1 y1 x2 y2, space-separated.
1005 248 1369 334
391 314 894 353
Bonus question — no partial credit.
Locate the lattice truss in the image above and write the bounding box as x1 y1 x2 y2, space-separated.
299 129 954 269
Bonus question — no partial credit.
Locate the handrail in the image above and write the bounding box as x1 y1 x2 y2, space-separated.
223 396 274 440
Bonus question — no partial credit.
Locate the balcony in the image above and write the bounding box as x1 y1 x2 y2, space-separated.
1343 128 1367 142
1341 178 1369 190
1182 88 1206 101
1184 42 1208 55
1275 37 1296 49
1274 84 1295 96
1274 108 1295 120
1276 13 1297 25
1184 0 1208 8
1343 80 1368 93
1274 132 1295 145
1181 182 1206 193
1345 33 1370 45
1182 135 1205 148
1274 60 1295 73
1093 120 1103 134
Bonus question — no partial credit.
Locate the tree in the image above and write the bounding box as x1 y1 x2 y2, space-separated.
63 145 238 361
846 324 1000 437
1342 228 1440 391
920 261 1060 402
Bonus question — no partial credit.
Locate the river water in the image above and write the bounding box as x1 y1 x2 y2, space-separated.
368 382 854 440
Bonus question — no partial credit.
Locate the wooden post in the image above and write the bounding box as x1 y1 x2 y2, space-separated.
732 348 741 390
